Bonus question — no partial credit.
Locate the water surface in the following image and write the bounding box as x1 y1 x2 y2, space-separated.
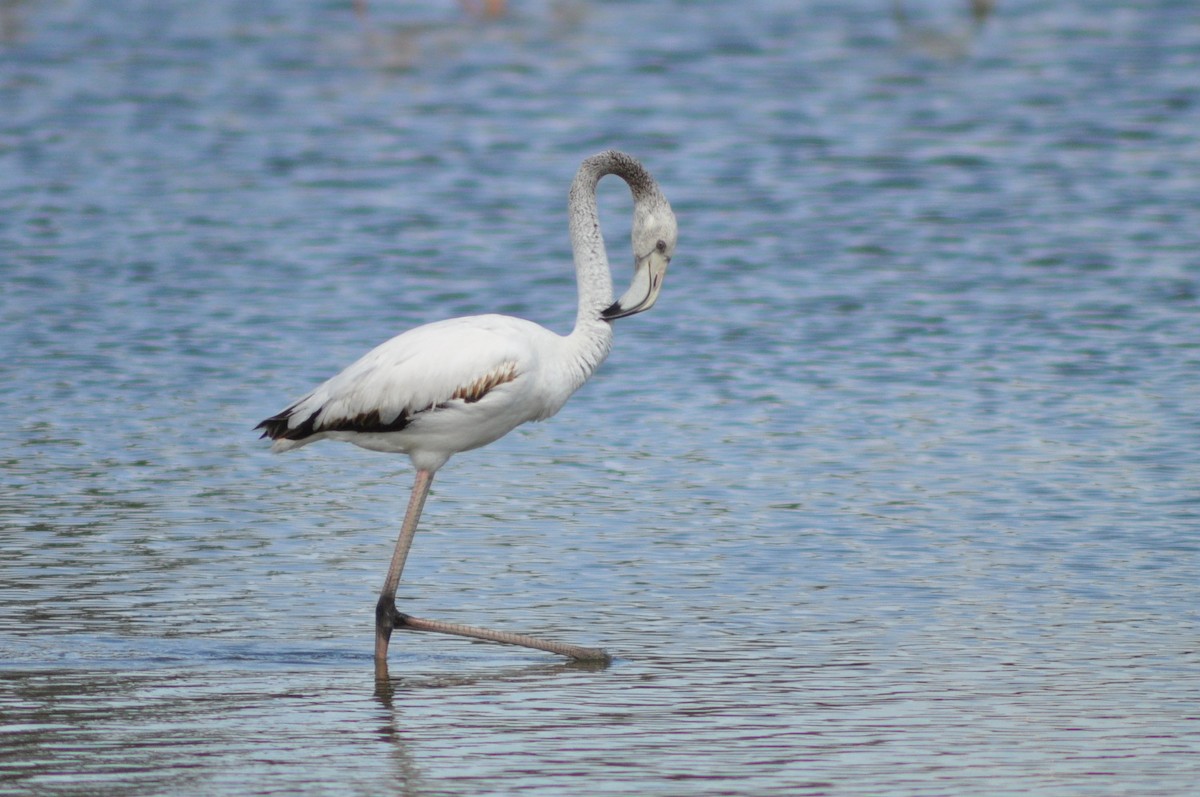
2 0 1198 794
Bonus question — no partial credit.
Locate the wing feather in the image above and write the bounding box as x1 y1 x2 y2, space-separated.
257 315 546 444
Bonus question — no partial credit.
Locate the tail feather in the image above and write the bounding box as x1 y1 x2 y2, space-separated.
255 403 414 445
255 403 318 442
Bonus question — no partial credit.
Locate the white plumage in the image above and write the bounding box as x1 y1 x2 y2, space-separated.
264 315 594 471
256 150 678 671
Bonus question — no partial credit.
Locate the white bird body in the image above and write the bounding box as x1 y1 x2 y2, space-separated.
267 312 613 471
256 150 677 669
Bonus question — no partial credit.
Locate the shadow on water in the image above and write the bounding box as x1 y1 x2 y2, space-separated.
0 644 610 794
374 656 610 701
371 657 615 795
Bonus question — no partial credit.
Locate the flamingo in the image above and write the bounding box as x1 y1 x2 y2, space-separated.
256 150 677 674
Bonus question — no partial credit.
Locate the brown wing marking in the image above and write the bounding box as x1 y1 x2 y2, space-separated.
446 361 520 404
256 361 520 443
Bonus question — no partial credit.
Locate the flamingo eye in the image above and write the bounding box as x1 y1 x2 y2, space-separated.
656 240 667 253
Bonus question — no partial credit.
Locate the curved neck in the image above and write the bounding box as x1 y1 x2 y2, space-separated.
567 150 662 332
562 151 666 386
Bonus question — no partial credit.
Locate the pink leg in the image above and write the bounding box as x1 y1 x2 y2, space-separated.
373 469 610 678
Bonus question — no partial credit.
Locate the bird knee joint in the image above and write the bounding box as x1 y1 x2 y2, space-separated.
376 596 412 631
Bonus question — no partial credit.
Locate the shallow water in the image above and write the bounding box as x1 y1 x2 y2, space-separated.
2 0 1198 794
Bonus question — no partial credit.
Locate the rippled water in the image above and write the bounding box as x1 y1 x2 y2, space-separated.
2 0 1198 794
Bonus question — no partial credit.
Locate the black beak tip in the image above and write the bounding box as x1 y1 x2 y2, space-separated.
600 301 624 321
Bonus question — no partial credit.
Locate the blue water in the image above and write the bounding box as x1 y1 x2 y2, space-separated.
2 0 1198 794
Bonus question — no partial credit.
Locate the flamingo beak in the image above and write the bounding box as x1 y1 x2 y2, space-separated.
601 249 669 320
